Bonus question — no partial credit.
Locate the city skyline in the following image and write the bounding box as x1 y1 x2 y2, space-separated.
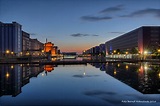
1 0 160 53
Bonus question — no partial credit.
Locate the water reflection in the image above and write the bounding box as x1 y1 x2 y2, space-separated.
0 64 44 97
43 65 56 76
90 62 160 94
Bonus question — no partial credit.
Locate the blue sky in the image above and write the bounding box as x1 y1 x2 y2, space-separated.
0 0 160 53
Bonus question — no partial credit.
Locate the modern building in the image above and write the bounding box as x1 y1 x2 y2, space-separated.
0 21 22 56
105 26 160 57
99 44 106 56
22 31 31 54
83 46 100 56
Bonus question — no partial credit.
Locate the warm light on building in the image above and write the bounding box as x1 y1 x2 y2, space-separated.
158 73 160 78
44 42 57 56
44 42 54 52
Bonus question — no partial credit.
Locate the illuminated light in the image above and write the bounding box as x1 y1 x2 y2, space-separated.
20 64 23 67
158 73 160 78
114 50 116 53
11 52 14 54
20 52 23 55
27 63 29 66
126 65 129 69
126 52 128 54
144 66 148 70
42 73 44 76
118 64 120 67
52 58 56 61
114 69 117 75
26 52 30 55
11 65 14 69
41 50 44 53
158 49 160 52
6 50 10 54
118 52 120 54
6 73 9 77
144 51 147 54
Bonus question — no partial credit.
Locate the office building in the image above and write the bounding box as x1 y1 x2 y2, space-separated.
0 21 22 56
105 26 160 56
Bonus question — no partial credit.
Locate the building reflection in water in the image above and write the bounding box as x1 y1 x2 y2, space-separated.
90 62 160 94
43 65 56 76
0 64 44 97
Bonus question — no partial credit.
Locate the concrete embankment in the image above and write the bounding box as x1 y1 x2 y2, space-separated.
0 59 160 65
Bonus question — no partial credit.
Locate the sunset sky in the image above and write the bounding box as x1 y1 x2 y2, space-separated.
0 0 160 53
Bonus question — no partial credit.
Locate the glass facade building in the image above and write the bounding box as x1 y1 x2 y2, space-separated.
0 22 22 56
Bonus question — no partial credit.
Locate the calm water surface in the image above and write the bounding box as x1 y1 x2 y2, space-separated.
0 62 160 106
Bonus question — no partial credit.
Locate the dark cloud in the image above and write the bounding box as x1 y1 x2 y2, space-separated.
70 33 88 37
70 33 100 37
80 5 124 22
120 8 160 18
100 4 124 14
81 16 112 21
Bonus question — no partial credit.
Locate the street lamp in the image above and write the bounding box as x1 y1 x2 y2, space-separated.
11 52 14 56
6 50 10 54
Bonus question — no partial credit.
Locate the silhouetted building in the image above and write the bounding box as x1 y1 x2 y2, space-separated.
0 21 22 56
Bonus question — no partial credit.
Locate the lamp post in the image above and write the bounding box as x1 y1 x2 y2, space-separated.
6 50 10 57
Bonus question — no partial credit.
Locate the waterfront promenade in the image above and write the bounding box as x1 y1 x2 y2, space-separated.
0 57 160 65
